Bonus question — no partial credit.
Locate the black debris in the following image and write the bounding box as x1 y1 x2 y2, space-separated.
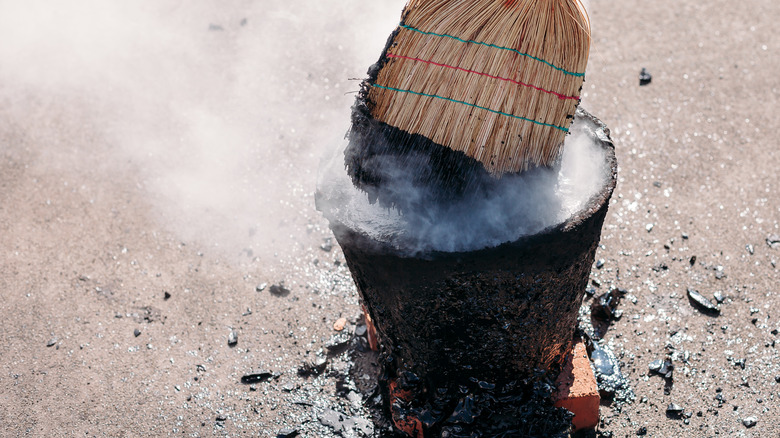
592 289 624 321
240 372 276 384
667 403 684 418
687 288 720 315
590 345 634 402
269 284 291 297
690 255 697 266
636 426 648 435
649 358 674 379
276 428 299 438
164 291 171 300
639 68 652 86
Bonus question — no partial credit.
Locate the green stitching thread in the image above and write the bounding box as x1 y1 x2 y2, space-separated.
399 23 585 77
372 84 569 132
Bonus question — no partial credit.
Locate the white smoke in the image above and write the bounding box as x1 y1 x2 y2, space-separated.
317 115 611 254
0 0 406 262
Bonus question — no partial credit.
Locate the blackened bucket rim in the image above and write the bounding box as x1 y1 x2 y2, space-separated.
329 107 618 260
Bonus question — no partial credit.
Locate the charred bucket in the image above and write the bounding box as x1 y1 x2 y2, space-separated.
317 109 617 434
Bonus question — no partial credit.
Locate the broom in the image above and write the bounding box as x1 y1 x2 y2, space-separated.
344 0 590 208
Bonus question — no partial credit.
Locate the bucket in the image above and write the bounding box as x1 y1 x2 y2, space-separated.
319 108 617 434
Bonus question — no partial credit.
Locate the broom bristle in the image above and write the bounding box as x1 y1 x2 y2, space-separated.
365 0 590 175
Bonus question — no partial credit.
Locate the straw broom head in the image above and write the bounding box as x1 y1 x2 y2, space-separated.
365 0 591 176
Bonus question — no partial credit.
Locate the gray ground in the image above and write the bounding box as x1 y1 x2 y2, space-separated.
2 0 780 437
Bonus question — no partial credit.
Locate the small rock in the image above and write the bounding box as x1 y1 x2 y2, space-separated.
240 18 248 27
354 325 367 337
298 356 328 377
269 284 291 297
320 238 334 252
636 426 648 435
46 337 57 347
228 330 238 347
325 332 351 355
319 408 349 433
767 234 780 249
277 428 299 438
208 24 224 32
690 255 697 266
713 291 724 303
164 291 171 300
649 359 674 378
255 283 267 292
596 259 605 269
646 223 654 232
639 68 652 86
742 417 757 428
333 317 347 331
216 415 227 422
667 403 684 417
687 288 720 315
133 328 141 337
746 244 754 255
774 375 780 383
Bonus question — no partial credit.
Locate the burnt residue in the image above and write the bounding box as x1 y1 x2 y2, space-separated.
385 371 574 437
589 343 634 404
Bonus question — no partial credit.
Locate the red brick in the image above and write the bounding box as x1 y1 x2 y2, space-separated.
553 338 600 431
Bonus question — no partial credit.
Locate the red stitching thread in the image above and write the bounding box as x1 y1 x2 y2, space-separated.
387 53 579 101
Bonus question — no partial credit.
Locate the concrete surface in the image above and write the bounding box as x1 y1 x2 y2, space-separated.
2 0 780 437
